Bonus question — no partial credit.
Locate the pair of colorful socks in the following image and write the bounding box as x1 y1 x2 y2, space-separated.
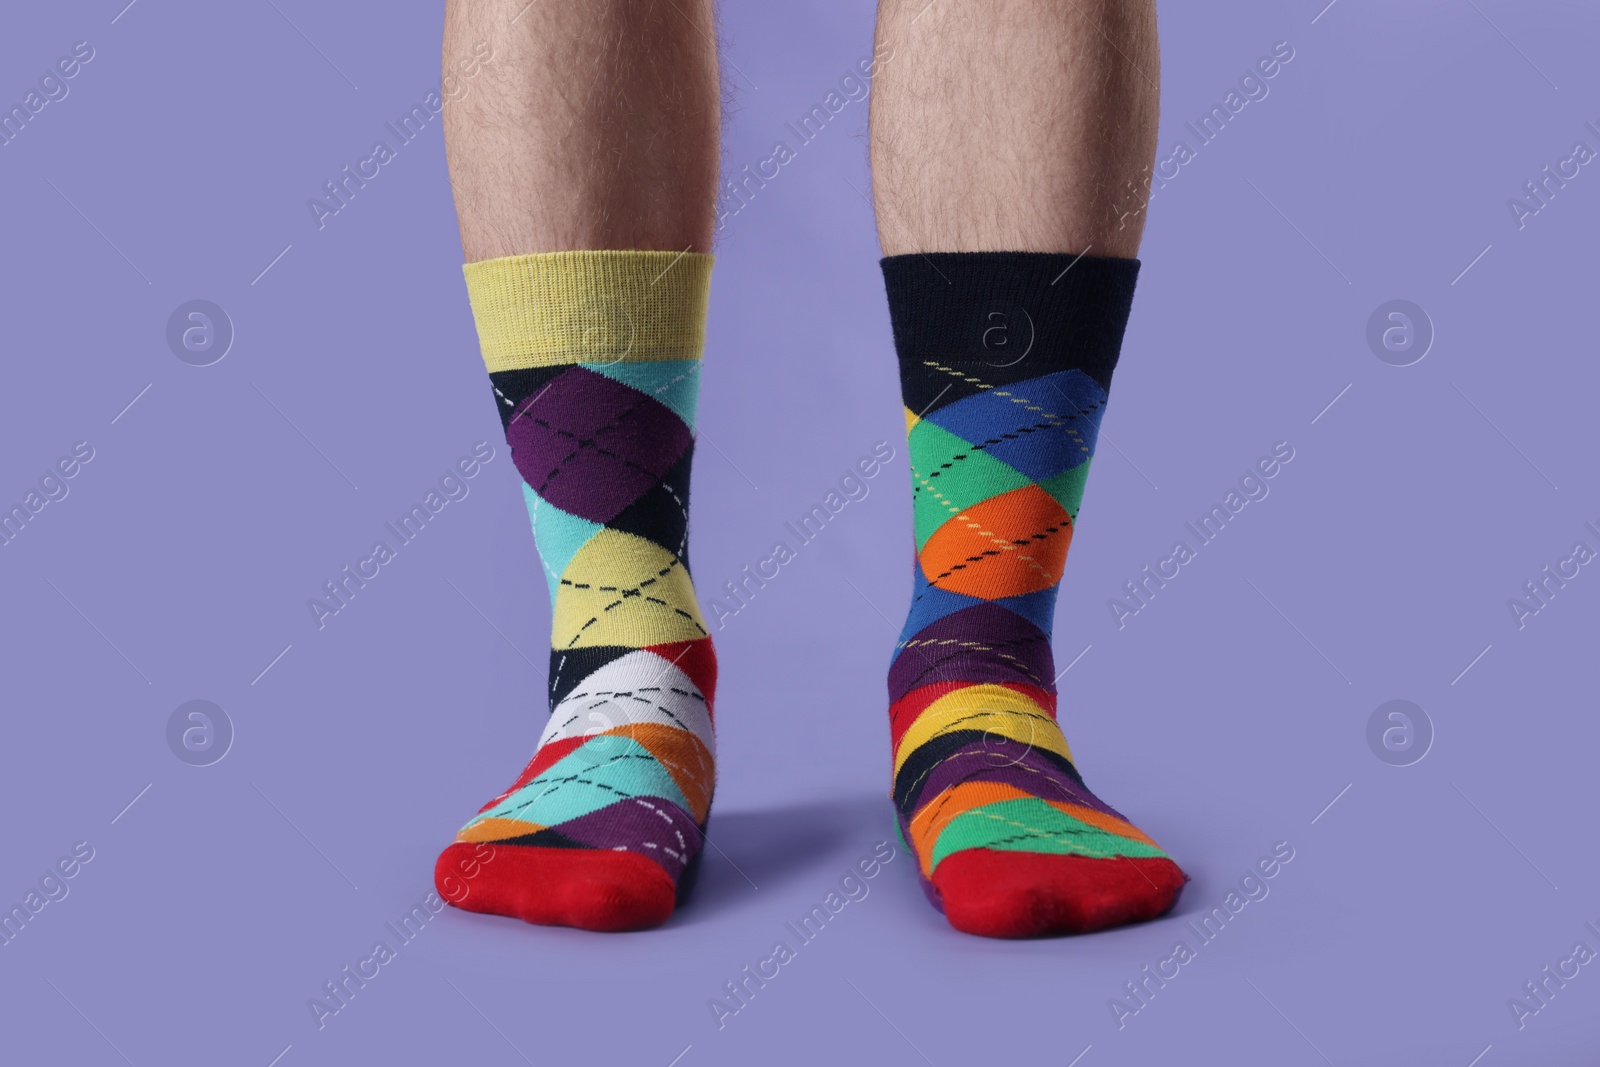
434 249 1185 936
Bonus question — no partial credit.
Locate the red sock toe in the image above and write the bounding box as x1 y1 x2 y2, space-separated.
436 843 676 933
933 850 1187 938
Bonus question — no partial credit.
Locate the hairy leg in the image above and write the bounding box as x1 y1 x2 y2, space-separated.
870 0 1159 256
443 0 720 257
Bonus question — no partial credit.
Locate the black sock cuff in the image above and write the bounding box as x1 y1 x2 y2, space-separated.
880 251 1139 393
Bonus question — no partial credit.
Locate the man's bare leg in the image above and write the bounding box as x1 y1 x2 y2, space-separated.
871 0 1158 256
444 0 719 257
869 1 1186 938
434 0 725 933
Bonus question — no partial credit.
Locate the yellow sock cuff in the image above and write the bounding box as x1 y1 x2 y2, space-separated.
462 250 713 372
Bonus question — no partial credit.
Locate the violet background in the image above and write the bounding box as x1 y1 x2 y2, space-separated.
2 0 1598 1063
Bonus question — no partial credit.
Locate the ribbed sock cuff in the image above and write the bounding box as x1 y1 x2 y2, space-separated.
463 250 713 372
880 251 1139 391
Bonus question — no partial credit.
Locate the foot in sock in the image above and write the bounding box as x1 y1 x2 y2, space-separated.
435 251 718 932
882 251 1187 938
